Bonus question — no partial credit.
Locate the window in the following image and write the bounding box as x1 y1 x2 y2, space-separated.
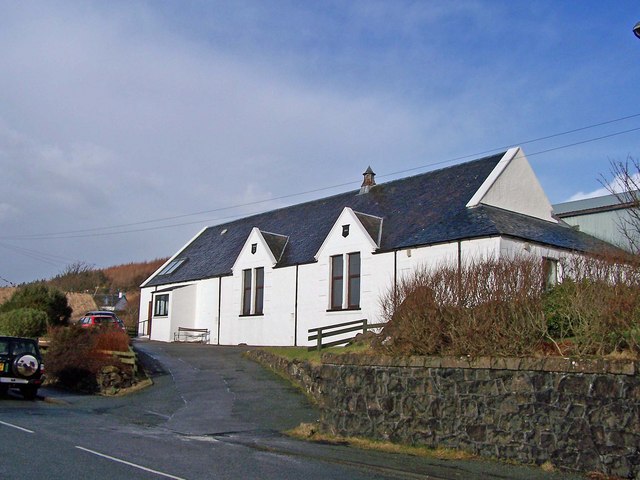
158 259 186 275
330 252 361 310
241 267 265 316
543 258 558 289
154 294 169 316
254 267 264 315
330 255 344 309
242 269 252 315
348 253 361 308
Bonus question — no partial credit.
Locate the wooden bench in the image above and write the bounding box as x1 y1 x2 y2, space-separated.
173 327 210 343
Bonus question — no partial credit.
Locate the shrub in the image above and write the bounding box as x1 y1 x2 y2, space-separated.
379 254 640 358
0 308 48 337
93 328 130 352
543 256 640 355
0 284 71 327
379 256 547 356
44 325 128 392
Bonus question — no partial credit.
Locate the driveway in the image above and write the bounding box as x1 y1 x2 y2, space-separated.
132 341 319 435
0 340 584 479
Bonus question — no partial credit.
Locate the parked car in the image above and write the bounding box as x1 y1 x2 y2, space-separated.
83 310 123 322
0 336 45 400
79 314 126 331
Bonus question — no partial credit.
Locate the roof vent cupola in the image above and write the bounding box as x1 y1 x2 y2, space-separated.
359 166 376 194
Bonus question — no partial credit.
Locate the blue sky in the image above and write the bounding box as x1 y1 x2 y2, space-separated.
0 1 639 284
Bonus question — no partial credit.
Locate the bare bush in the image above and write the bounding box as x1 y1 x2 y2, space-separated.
379 256 547 356
379 254 640 357
45 326 129 392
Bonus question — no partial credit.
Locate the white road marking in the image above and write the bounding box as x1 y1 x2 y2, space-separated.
75 446 187 480
0 420 34 433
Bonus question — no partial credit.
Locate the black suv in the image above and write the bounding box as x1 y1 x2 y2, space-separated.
0 336 45 400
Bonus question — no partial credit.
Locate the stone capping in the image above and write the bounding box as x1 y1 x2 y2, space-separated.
320 353 638 376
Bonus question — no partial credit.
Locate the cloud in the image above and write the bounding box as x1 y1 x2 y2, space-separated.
0 1 637 283
0 2 458 282
568 172 640 201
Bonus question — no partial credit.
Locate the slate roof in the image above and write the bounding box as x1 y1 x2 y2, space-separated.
144 152 617 287
261 231 289 262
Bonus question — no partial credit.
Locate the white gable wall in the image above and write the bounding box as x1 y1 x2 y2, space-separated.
218 227 295 346
295 207 384 344
467 148 556 222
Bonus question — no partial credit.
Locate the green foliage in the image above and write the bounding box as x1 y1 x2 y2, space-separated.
0 284 71 327
0 308 48 337
542 280 577 339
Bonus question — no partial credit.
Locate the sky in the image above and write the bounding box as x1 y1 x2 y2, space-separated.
0 0 639 285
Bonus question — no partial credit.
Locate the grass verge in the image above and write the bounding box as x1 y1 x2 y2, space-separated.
262 343 374 364
286 422 475 461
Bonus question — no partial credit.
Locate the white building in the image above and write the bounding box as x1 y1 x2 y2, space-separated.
138 147 614 346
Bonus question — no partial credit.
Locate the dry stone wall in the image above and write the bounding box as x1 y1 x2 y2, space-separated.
248 350 640 478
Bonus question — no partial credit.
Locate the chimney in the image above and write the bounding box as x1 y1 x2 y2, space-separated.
359 166 376 194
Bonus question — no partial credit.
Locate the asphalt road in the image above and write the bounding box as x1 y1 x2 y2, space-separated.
0 341 583 480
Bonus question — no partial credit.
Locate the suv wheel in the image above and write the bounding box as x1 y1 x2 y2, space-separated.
13 354 39 377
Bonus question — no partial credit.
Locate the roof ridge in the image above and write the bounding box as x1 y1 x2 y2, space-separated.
201 152 506 232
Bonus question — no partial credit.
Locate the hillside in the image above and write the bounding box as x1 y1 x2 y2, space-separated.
46 258 168 294
0 258 167 326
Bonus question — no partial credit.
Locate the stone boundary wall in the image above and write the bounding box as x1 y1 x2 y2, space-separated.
247 350 640 478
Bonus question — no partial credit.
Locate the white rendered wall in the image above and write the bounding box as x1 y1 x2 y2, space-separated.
395 238 502 279
137 287 153 337
217 266 297 346
294 208 383 346
149 290 172 342
170 284 198 340
194 278 220 344
500 237 566 261
139 282 198 342
141 236 579 345
470 149 556 222
217 228 297 346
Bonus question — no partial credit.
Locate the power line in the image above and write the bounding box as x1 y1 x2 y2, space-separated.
1 113 639 241
0 242 76 268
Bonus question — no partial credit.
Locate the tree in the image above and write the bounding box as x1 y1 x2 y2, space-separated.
49 261 107 293
601 156 640 254
0 284 72 327
0 308 48 337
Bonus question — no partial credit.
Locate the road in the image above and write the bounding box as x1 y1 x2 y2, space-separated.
0 341 582 480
